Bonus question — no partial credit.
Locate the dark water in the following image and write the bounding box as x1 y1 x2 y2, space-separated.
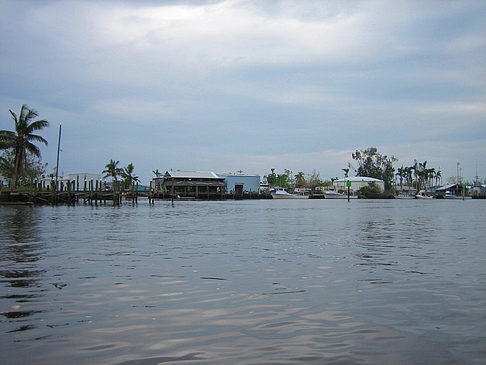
1 199 485 364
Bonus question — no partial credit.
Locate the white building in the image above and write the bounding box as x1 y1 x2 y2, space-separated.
217 173 260 194
333 177 385 193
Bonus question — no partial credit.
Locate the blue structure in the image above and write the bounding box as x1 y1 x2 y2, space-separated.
218 173 260 194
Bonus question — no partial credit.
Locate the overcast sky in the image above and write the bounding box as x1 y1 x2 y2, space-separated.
1 0 485 184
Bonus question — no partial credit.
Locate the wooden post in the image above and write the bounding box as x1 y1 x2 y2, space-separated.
135 182 138 204
171 177 174 206
113 180 116 206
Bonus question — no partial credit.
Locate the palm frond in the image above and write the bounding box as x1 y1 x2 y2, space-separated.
0 130 16 140
27 134 48 146
25 142 41 157
26 119 49 133
24 107 39 122
9 109 18 123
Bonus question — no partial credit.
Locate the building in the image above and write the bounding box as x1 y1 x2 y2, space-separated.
333 176 385 193
217 173 260 194
470 185 486 198
161 170 226 197
435 184 467 197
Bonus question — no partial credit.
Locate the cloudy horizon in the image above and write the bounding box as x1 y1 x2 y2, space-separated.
1 0 485 184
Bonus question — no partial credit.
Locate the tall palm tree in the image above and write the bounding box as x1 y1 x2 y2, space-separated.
0 105 49 186
396 166 405 189
102 159 122 181
435 170 442 185
122 163 139 190
411 160 419 191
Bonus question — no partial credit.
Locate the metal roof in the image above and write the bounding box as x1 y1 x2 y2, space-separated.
164 171 221 179
335 176 384 183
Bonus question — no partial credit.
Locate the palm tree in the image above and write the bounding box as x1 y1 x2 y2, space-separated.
427 167 436 188
435 170 442 185
396 166 405 189
152 169 161 178
295 171 306 188
0 105 49 187
122 163 139 190
102 159 122 181
418 161 428 190
411 160 419 191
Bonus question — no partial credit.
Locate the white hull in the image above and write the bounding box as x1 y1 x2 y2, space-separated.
416 194 433 199
272 193 308 199
324 191 357 199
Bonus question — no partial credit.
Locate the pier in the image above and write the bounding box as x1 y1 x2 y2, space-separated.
0 186 276 206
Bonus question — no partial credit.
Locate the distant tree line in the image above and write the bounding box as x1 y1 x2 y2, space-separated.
265 147 446 195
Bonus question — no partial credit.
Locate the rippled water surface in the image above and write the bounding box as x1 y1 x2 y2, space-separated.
1 199 486 364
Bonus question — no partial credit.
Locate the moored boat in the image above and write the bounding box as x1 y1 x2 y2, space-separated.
416 190 433 199
324 190 357 199
271 187 308 199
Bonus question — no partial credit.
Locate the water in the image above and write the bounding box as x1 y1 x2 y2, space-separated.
1 199 485 364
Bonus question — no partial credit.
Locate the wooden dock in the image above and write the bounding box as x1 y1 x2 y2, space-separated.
0 189 278 205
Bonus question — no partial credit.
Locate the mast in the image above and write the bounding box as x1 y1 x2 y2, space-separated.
55 124 62 191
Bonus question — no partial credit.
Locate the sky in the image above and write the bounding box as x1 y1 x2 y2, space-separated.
1 0 485 185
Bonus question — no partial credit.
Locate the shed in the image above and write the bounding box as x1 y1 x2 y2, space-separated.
218 173 260 194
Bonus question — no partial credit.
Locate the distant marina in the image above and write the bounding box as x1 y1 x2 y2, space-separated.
1 170 484 205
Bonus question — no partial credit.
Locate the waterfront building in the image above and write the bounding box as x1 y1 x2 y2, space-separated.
162 170 226 196
333 176 385 193
217 173 260 194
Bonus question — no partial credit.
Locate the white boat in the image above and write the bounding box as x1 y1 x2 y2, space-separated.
396 194 415 199
271 187 308 199
444 192 472 199
416 190 433 199
324 190 357 199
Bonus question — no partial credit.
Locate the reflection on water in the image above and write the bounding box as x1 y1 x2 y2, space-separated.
0 207 45 336
1 200 486 364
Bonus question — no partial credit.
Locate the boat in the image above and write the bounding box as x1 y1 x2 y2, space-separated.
415 190 433 199
396 194 414 199
324 190 357 199
443 191 472 199
271 187 308 199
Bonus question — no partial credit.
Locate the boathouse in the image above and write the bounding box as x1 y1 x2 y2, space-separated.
333 177 385 193
217 173 260 194
162 170 226 197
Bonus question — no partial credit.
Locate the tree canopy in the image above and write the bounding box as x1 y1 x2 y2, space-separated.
0 105 49 186
352 147 397 191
